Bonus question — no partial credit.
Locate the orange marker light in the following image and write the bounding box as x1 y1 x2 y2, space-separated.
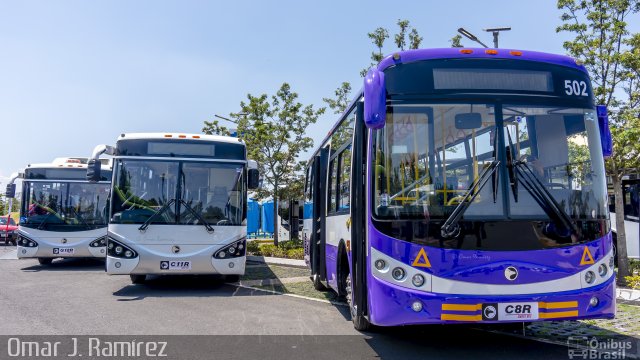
178 135 186 138
164 134 172 138
509 51 522 56
485 49 498 55
192 135 200 139
460 49 473 54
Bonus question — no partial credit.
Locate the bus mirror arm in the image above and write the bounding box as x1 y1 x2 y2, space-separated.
87 144 115 183
363 68 386 129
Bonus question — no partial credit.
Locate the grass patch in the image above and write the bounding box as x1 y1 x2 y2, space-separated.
254 280 342 302
242 265 310 281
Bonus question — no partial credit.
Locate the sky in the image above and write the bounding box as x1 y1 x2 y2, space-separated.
1 0 638 189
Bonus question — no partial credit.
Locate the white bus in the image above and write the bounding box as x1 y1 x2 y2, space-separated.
87 133 259 284
610 178 640 259
7 158 112 265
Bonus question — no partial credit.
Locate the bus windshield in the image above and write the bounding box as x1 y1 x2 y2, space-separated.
372 103 608 223
22 181 110 231
111 159 246 226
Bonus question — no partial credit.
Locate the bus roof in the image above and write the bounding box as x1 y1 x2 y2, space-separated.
117 132 244 145
376 47 587 73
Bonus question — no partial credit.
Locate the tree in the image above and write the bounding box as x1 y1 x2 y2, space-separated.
325 20 423 113
203 83 325 245
201 119 231 136
557 0 640 284
322 82 352 115
450 34 463 48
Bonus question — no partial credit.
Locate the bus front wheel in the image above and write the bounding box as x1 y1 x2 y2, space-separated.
37 258 53 265
345 274 372 331
130 274 146 284
312 273 327 291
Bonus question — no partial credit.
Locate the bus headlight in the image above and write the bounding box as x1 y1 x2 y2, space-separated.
585 271 596 284
18 235 38 248
598 264 608 277
412 274 425 287
374 259 386 270
107 238 138 259
392 267 406 281
90 237 107 247
213 238 246 259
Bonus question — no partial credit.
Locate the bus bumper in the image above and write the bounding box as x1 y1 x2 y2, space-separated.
16 243 105 259
106 250 245 275
367 274 616 326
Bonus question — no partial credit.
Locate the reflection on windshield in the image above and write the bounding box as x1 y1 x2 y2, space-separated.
21 181 110 231
373 104 500 219
371 103 609 250
111 160 246 226
503 106 608 220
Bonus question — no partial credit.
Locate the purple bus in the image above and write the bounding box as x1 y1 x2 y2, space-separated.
302 48 615 330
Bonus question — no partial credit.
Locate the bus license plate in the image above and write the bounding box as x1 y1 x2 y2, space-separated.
53 248 74 255
160 261 191 271
482 302 538 321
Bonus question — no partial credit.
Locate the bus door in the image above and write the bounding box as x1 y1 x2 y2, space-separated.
311 148 329 284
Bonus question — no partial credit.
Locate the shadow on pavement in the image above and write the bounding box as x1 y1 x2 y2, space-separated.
21 257 105 272
112 273 280 301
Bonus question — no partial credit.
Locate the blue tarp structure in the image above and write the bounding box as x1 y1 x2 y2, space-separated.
261 200 275 234
247 199 260 234
303 202 313 219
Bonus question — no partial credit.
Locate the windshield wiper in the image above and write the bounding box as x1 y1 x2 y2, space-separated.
179 199 214 233
512 160 578 236
138 199 176 232
440 160 500 238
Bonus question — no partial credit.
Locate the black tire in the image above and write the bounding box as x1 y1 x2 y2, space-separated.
225 275 240 283
37 258 53 265
346 273 373 331
311 273 327 291
130 274 146 284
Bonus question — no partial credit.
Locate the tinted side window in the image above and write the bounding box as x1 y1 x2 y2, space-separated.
329 158 338 213
338 147 352 211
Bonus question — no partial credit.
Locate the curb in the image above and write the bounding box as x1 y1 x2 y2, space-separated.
247 255 307 268
617 288 640 303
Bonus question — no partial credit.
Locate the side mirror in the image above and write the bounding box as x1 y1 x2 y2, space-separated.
596 105 613 158
363 68 386 129
455 113 482 129
5 184 16 198
86 159 102 183
248 168 260 190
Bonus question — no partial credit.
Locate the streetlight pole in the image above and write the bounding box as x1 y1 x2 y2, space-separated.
484 27 511 48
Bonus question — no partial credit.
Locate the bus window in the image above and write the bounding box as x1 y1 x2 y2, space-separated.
338 147 351 211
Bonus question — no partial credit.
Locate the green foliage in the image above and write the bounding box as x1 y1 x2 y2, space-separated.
247 239 304 260
450 34 463 48
285 248 304 260
360 19 424 77
246 240 260 254
557 0 640 282
625 275 640 289
201 119 232 136
322 82 352 115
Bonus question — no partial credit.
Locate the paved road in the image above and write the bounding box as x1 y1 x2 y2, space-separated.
0 246 574 359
